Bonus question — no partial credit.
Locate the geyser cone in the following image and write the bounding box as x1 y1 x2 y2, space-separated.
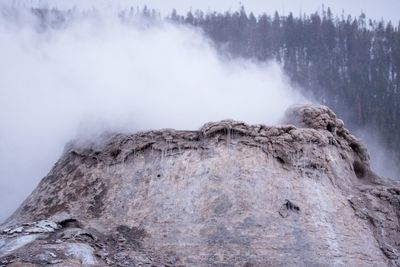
1 105 399 266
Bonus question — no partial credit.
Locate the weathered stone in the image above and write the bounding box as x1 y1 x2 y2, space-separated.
0 104 399 266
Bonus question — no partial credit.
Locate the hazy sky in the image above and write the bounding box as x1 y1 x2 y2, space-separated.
20 0 400 23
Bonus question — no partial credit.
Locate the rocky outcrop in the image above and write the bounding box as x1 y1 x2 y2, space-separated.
1 105 399 266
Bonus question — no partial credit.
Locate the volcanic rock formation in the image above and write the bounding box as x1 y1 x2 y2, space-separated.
1 105 399 266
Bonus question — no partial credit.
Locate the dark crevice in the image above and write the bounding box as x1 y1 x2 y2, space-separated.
349 142 362 155
327 123 334 132
110 148 121 158
353 160 366 178
276 156 285 164
285 200 300 211
59 218 81 228
279 200 300 218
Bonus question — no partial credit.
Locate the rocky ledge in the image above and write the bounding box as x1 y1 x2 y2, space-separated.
1 105 399 266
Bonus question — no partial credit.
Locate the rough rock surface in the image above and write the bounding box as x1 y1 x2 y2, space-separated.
1 104 399 266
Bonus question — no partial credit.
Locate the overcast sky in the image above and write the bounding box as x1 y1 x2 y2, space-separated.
15 0 400 23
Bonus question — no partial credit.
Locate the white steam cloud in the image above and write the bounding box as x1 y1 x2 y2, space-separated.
0 10 305 221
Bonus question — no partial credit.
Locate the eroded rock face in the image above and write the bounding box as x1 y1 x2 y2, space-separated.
1 104 399 266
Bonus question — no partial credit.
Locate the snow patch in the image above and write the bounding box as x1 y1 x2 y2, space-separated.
0 234 40 257
67 243 98 265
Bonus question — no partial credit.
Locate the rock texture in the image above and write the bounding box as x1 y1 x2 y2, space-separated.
1 104 399 266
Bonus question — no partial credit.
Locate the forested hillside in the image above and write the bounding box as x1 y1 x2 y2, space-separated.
168 7 400 166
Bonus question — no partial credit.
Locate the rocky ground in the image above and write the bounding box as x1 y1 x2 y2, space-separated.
1 105 399 266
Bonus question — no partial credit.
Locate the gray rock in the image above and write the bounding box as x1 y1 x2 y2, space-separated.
0 104 399 266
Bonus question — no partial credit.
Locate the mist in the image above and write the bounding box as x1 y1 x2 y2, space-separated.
0 9 307 221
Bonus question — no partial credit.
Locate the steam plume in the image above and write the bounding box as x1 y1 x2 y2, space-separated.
0 9 305 221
